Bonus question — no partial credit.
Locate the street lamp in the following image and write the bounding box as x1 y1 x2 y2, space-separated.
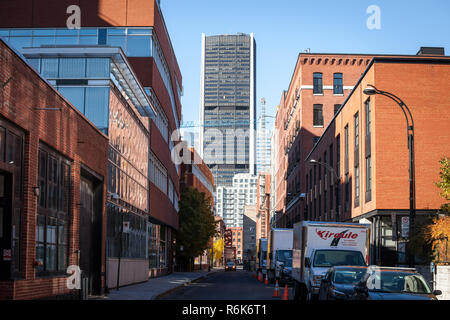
309 159 340 222
363 84 416 267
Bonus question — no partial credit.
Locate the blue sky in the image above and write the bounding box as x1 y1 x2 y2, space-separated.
161 0 450 129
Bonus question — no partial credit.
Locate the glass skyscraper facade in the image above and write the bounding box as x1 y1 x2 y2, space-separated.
200 33 256 187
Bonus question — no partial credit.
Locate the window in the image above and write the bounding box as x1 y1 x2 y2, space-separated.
365 99 372 202
344 125 349 212
344 125 349 174
36 146 71 275
150 152 167 194
354 112 360 207
85 87 109 130
366 156 372 201
355 165 360 207
334 104 341 115
333 73 343 94
313 73 323 94
313 104 324 126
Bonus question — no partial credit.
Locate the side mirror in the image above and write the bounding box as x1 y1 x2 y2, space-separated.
305 257 311 268
433 290 442 296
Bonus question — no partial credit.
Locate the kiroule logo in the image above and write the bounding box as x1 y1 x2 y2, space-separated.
315 229 358 240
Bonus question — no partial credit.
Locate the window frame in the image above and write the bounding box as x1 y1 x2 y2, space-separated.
36 144 71 277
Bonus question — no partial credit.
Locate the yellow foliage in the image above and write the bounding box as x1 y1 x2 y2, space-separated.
213 237 224 261
425 215 450 261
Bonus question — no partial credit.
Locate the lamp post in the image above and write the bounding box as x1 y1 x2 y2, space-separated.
363 84 415 268
309 159 340 221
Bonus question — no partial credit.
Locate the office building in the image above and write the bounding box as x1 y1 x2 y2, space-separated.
216 173 257 228
0 0 182 293
199 33 256 187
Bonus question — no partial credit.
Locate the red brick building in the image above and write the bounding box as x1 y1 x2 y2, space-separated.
180 145 215 204
274 53 373 227
256 173 271 241
180 144 215 270
0 39 108 299
228 227 243 263
305 52 450 266
0 0 182 285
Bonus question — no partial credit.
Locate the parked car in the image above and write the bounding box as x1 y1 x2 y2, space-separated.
225 261 236 272
353 266 442 300
318 266 368 300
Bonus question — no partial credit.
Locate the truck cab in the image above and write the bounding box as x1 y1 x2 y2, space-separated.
292 221 370 300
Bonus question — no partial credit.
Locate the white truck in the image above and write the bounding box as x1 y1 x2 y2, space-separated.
266 228 293 284
292 221 370 300
256 238 268 275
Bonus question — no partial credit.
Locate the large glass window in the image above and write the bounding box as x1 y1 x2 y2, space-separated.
36 146 71 275
57 87 85 113
86 58 110 78
85 87 109 130
59 58 86 78
127 35 151 57
41 58 59 78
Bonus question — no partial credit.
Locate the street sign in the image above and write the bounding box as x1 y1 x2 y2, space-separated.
123 221 130 233
401 217 409 238
3 249 11 261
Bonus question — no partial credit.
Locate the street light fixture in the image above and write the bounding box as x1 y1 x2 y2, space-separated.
363 84 416 268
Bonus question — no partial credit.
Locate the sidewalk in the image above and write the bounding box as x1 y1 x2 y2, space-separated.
94 268 221 300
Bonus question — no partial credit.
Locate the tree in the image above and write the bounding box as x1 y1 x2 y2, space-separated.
407 157 450 263
176 187 217 270
436 156 450 213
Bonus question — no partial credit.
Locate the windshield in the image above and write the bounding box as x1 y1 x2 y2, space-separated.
262 251 267 262
365 271 432 294
276 250 293 267
313 250 365 267
333 268 367 284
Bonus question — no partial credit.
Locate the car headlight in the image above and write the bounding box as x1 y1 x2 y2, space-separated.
312 275 324 286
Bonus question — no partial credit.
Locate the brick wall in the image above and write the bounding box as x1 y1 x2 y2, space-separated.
0 39 108 299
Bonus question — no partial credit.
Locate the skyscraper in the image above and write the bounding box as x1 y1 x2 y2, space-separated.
256 97 271 174
199 33 256 187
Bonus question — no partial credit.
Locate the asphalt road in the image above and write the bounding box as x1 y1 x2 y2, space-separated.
160 268 293 300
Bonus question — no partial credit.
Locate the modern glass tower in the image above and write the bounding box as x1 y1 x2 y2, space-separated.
199 33 256 187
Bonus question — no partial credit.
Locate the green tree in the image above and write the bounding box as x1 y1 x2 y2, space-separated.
176 187 217 270
436 156 450 213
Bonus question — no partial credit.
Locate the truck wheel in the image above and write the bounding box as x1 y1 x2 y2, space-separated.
293 281 300 301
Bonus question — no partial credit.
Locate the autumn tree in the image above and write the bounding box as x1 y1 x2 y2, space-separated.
176 187 217 271
407 157 450 263
436 156 450 213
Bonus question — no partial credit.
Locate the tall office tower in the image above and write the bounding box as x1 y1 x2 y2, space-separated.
199 33 256 187
216 173 257 228
256 97 271 174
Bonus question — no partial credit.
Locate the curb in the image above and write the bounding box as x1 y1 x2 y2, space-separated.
154 271 218 300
